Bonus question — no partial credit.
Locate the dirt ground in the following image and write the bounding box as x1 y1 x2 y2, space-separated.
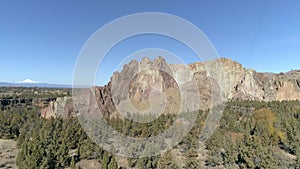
0 139 17 169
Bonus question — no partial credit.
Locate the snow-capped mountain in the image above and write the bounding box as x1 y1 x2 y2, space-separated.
18 79 38 84
0 79 71 88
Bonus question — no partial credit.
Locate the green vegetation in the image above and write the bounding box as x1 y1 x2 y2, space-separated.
16 117 106 168
205 100 300 168
0 107 39 139
0 99 299 168
0 87 71 99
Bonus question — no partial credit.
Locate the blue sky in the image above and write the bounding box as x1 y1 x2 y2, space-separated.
0 0 299 85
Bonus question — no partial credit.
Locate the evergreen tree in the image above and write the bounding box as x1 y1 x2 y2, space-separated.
108 156 118 169
101 152 110 169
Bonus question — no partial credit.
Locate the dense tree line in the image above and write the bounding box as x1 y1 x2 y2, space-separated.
0 87 71 99
0 107 39 139
16 116 116 168
206 100 300 168
0 100 299 168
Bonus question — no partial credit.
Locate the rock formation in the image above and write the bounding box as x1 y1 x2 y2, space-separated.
92 57 300 117
42 57 300 118
40 96 75 119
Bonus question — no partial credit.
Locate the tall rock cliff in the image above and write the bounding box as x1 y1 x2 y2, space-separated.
42 57 300 118
92 57 300 117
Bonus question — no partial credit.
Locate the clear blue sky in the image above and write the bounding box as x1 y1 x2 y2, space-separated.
0 0 299 85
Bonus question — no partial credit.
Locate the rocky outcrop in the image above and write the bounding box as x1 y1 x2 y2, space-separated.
109 57 183 118
45 57 299 119
94 84 115 116
276 79 300 101
186 58 300 102
91 57 300 118
40 96 75 119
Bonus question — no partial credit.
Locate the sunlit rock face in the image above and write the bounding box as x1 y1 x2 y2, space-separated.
110 57 183 120
93 57 300 117
40 96 74 119
188 58 300 102
42 57 300 118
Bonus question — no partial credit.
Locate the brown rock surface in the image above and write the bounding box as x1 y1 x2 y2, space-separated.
93 57 299 117
44 57 300 118
41 96 75 118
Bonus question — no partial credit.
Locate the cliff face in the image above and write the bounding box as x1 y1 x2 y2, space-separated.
41 57 300 118
94 84 115 116
93 57 300 117
40 96 75 119
213 60 300 101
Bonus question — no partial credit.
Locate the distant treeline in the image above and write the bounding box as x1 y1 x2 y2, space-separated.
0 87 71 99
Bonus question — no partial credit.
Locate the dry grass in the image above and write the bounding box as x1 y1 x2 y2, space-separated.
0 139 17 169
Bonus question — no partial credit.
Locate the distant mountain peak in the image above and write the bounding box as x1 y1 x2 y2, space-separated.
18 79 38 84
